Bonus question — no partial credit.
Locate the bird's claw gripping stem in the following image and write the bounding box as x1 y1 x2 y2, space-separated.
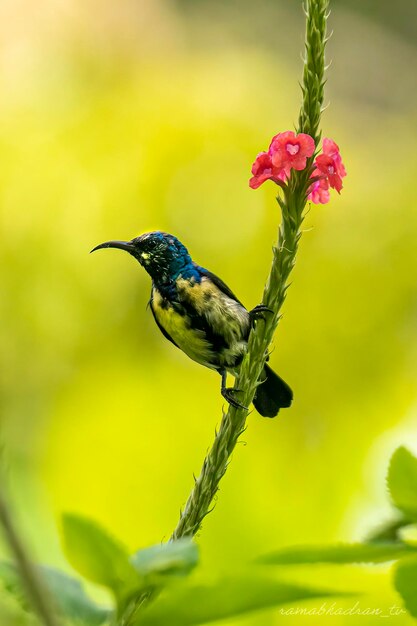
220 369 248 410
221 387 248 411
249 304 273 327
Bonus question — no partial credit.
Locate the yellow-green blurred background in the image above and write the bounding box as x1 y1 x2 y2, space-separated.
1 0 417 623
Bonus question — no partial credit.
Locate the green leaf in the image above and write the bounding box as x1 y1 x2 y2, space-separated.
394 556 417 618
42 567 110 625
134 574 344 626
61 513 140 600
388 447 417 519
398 525 417 546
257 542 417 565
0 586 33 626
366 514 413 543
131 539 198 579
0 562 110 625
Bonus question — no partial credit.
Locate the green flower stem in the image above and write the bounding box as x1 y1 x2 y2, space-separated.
0 490 62 626
171 0 329 541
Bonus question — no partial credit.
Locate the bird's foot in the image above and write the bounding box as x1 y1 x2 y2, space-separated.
249 304 273 327
221 387 248 411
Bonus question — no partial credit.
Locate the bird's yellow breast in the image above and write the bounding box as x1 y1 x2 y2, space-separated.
151 287 215 368
151 277 249 370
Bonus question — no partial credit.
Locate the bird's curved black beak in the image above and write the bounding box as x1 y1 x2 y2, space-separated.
90 240 135 254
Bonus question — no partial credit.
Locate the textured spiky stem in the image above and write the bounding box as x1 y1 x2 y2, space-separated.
171 0 329 541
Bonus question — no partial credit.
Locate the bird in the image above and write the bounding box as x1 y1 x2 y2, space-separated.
91 231 292 417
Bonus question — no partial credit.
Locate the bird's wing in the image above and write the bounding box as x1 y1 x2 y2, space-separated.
194 264 245 307
149 297 180 348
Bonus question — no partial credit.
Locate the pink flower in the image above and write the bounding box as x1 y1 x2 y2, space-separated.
307 138 346 203
269 131 315 176
323 138 346 176
315 138 346 193
249 151 286 189
308 169 330 204
250 131 345 203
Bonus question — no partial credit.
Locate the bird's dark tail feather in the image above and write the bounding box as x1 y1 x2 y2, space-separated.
253 363 293 418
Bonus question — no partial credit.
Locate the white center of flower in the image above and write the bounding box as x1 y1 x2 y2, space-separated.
328 165 335 174
286 143 300 156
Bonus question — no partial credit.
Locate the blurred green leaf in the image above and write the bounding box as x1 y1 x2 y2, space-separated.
0 562 110 625
41 567 110 626
366 514 413 543
257 542 417 565
134 574 343 626
398 524 417 546
388 447 417 519
61 513 140 600
394 555 417 618
131 539 198 579
0 586 35 626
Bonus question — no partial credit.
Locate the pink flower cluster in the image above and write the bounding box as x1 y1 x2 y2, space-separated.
249 131 346 205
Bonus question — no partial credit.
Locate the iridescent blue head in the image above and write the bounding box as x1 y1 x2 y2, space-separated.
91 231 199 285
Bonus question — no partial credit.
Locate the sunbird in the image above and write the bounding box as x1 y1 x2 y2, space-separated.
91 231 292 417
